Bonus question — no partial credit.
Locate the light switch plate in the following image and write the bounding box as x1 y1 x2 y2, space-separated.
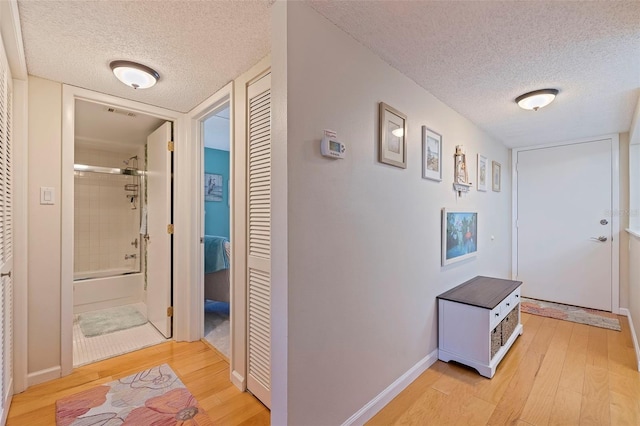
40 187 55 205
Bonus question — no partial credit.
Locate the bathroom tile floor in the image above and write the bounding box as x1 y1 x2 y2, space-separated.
73 303 168 367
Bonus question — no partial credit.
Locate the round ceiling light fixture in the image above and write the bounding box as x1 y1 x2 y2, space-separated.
109 60 160 89
515 88 559 111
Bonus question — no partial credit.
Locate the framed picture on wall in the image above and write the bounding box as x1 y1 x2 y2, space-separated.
422 126 442 181
442 208 478 266
204 173 223 202
492 161 501 192
477 154 488 191
379 102 407 168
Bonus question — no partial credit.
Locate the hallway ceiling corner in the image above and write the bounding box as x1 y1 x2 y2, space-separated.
17 0 272 113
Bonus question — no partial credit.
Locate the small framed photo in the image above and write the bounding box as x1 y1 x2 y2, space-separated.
442 208 478 266
477 154 488 191
379 102 407 168
422 126 442 181
492 161 501 192
204 173 223 202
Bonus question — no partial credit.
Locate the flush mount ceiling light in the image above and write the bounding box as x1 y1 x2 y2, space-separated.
109 60 160 89
515 88 559 111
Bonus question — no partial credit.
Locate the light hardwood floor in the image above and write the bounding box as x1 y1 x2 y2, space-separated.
7 340 270 425
369 313 640 425
7 313 640 425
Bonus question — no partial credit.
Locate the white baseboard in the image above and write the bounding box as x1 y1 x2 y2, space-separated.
1 379 12 425
231 369 246 391
27 365 61 387
619 308 640 371
341 349 439 426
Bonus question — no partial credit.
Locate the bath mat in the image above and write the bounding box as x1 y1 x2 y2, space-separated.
521 297 621 331
55 364 213 425
78 305 147 337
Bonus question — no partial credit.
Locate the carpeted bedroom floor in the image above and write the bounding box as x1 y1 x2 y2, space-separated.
203 300 230 358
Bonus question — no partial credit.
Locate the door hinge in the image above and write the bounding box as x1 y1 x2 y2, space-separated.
167 224 174 234
168 141 175 152
167 306 174 317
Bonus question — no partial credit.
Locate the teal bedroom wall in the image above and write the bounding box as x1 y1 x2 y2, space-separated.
204 148 230 239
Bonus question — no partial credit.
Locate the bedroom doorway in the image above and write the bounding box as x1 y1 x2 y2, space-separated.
202 102 231 358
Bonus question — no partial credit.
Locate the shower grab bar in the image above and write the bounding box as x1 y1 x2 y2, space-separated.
74 164 146 176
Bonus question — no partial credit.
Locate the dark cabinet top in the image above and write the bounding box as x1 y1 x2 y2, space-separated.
437 276 522 309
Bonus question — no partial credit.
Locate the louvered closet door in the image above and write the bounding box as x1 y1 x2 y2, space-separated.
0 33 13 422
246 73 271 408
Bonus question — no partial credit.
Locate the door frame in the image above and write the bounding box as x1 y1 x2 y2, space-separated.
511 133 620 314
185 82 249 389
183 81 232 341
60 85 181 375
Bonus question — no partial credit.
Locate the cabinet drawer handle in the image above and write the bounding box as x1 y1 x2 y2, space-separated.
495 313 499 317
506 302 510 306
515 294 519 298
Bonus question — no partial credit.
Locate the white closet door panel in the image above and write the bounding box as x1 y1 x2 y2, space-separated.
0 32 13 421
246 73 271 408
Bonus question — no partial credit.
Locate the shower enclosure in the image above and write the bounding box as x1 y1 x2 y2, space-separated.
73 145 145 313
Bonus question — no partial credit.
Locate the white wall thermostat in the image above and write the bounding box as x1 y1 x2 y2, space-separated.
320 136 346 159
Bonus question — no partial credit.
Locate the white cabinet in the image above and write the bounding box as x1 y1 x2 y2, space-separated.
437 276 523 378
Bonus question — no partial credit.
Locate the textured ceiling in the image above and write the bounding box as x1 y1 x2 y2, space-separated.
16 1 640 147
308 1 640 147
18 0 271 113
75 99 165 147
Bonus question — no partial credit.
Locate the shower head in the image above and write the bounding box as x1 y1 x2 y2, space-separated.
123 156 138 166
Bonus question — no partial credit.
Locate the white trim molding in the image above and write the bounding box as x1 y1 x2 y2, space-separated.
512 134 621 314
183 82 233 344
620 308 640 371
341 349 439 426
27 366 61 387
12 78 28 393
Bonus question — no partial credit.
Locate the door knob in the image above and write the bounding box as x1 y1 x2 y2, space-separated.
590 236 607 242
600 219 609 225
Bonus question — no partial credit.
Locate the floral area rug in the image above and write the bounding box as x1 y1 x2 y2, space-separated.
521 297 621 331
56 364 213 425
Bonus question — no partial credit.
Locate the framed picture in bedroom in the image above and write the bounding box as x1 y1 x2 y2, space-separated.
422 126 442 182
442 208 478 266
379 102 407 168
204 173 223 202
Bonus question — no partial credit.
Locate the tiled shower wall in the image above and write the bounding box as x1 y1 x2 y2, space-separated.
74 145 143 276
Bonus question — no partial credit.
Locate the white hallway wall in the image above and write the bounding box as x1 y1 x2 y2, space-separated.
27 76 62 381
272 3 511 424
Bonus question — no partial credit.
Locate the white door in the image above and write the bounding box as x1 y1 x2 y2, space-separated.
516 139 613 311
246 73 271 408
0 36 13 422
146 122 173 338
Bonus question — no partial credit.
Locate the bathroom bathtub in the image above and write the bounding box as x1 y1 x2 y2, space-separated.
73 269 144 314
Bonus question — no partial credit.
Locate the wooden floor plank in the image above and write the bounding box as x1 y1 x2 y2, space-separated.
548 387 582 426
7 340 270 426
557 321 589 393
519 320 573 425
586 326 609 369
580 364 611 425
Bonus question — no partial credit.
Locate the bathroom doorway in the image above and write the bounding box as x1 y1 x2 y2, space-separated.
69 99 173 366
202 102 231 358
